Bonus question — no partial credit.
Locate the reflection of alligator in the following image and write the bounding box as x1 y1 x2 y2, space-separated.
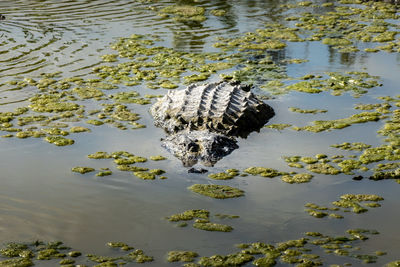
150 81 274 167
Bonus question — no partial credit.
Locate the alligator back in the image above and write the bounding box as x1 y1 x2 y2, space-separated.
150 81 274 138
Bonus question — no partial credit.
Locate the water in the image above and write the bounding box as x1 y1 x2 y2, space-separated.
0 0 399 266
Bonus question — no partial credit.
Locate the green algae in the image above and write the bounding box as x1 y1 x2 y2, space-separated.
289 107 327 114
193 222 233 232
0 258 33 267
265 123 292 130
208 169 239 180
96 170 112 177
69 126 90 133
306 163 341 175
149 169 165 175
243 167 282 178
159 5 205 22
331 142 371 151
281 173 313 184
305 194 383 219
109 92 151 105
293 111 382 132
188 184 244 199
44 136 74 146
149 155 166 161
198 253 254 267
210 9 226 16
167 251 198 262
86 119 104 126
88 151 111 159
133 171 155 180
71 167 95 174
167 209 209 222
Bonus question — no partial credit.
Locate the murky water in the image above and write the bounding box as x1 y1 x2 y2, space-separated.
0 0 399 266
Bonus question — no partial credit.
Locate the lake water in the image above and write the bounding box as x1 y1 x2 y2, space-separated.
0 0 399 266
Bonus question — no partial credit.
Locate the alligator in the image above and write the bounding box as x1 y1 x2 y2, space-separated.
150 81 275 167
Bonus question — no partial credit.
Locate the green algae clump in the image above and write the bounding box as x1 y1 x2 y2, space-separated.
281 173 313 184
167 251 198 262
69 126 90 133
198 253 254 267
193 222 233 232
306 163 340 175
244 167 281 177
133 171 155 180
208 169 239 180
71 167 95 174
167 209 209 222
188 184 244 199
44 136 74 146
149 155 167 161
88 151 111 159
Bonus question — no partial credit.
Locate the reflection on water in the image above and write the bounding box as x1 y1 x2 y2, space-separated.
0 0 399 266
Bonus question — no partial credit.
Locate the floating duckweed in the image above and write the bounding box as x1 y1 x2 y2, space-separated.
300 157 318 164
306 163 341 175
281 173 313 184
338 159 363 173
305 209 328 218
45 136 74 146
88 151 111 159
16 131 45 139
289 107 327 114
288 162 304 168
188 184 244 199
73 86 104 100
109 92 151 105
0 258 33 266
127 249 154 263
114 156 147 165
198 253 254 267
149 169 165 175
37 248 63 260
265 123 292 130
29 94 80 113
167 251 199 262
107 242 129 248
193 222 233 232
243 167 282 177
294 111 382 132
69 126 90 133
71 167 95 174
359 146 393 164
210 9 226 16
86 119 104 126
168 209 209 222
331 142 371 151
149 155 166 161
96 170 112 177
59 259 74 264
42 127 69 136
133 171 155 180
322 38 352 46
159 5 206 22
208 169 239 180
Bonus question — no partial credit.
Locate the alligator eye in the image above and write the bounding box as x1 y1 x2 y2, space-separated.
187 142 199 152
